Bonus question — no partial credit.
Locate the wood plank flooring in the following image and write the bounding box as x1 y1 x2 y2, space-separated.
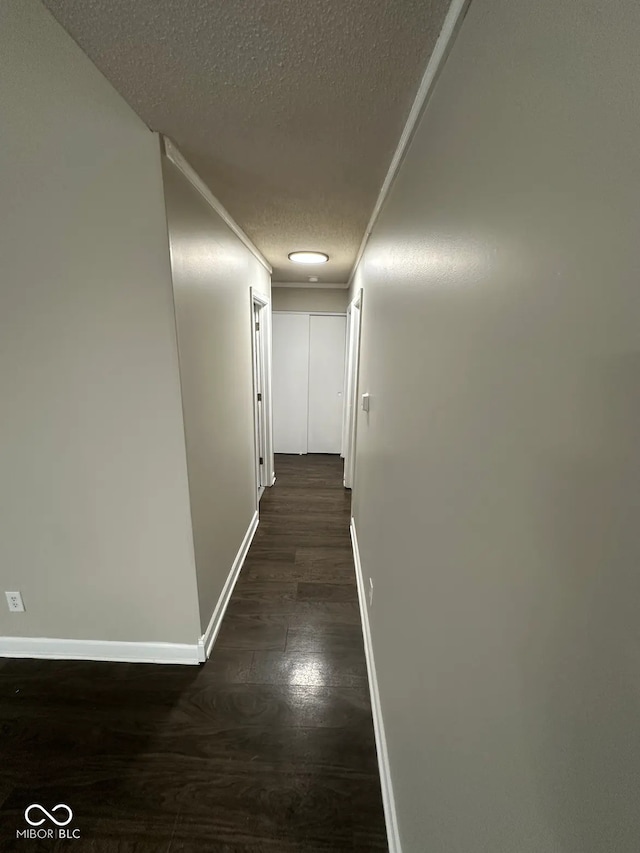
0 454 386 852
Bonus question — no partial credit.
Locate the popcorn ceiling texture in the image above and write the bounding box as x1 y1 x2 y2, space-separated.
42 0 450 282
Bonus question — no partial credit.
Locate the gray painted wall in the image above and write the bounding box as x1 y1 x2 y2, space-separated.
162 157 271 632
0 0 200 644
350 0 640 849
272 287 348 313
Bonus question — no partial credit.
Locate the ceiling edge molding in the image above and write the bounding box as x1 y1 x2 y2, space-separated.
271 281 349 290
347 0 473 287
162 136 273 275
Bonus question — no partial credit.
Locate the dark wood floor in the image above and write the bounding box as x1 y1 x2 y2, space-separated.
0 454 386 852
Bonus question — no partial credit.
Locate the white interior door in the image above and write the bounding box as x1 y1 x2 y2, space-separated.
272 313 309 453
308 314 347 453
252 300 266 497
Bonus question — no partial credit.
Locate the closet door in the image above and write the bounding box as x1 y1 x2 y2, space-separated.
308 315 347 453
272 313 309 453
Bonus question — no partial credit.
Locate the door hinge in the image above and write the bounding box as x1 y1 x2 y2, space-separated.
255 322 260 331
259 456 264 465
257 392 262 402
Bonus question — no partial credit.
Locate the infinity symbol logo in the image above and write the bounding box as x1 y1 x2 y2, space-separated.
24 804 73 827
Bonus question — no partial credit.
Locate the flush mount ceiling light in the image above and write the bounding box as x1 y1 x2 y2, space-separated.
288 251 329 264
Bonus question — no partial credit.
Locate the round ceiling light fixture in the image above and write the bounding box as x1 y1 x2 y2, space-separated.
288 251 329 265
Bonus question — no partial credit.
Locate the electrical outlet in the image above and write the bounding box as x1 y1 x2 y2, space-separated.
368 578 374 607
5 591 25 612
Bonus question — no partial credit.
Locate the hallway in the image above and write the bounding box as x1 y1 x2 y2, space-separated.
0 455 386 851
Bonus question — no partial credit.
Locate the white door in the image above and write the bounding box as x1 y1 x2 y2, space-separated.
272 312 309 453
308 314 347 453
252 300 266 497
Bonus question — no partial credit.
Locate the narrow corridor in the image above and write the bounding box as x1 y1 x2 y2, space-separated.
211 453 387 850
0 455 386 851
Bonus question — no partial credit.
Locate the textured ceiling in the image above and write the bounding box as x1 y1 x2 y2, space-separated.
42 0 451 282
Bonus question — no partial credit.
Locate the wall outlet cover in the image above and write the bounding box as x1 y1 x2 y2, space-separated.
5 591 25 612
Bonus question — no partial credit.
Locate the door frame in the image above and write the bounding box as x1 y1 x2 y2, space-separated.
273 311 347 317
272 311 347 457
342 289 363 489
250 289 274 503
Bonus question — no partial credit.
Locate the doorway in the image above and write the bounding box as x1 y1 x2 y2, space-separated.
342 290 362 488
271 312 347 455
251 289 274 502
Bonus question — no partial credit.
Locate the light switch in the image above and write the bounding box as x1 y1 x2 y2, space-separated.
362 393 370 412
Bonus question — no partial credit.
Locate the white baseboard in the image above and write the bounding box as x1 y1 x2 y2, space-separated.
0 511 260 668
0 636 200 665
350 518 402 853
197 510 259 661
